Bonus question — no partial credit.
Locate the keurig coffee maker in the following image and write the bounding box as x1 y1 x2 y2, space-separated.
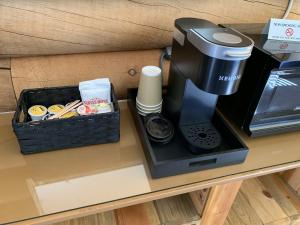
128 18 254 178
166 18 254 153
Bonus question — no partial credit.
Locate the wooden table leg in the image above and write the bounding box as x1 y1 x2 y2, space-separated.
189 188 210 217
200 180 243 225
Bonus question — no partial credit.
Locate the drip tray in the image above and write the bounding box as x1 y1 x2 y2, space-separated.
180 122 222 151
128 89 249 178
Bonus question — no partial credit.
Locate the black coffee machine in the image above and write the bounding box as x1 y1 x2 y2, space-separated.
128 18 254 178
166 18 253 153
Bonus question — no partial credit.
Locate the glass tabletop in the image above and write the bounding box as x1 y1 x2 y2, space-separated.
1 101 300 224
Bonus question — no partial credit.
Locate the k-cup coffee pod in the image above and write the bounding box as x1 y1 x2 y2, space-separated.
48 104 65 115
28 105 47 121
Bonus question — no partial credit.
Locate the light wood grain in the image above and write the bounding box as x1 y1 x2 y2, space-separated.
189 188 210 216
271 175 300 214
264 217 291 225
116 202 160 225
241 179 288 224
255 215 300 225
225 175 300 225
154 194 200 225
0 69 16 112
0 0 300 57
0 58 10 69
259 175 299 217
52 211 116 225
282 169 300 196
290 214 300 225
226 192 264 225
6 153 300 225
2 101 300 225
51 176 300 225
201 180 242 225
11 50 170 99
264 215 300 225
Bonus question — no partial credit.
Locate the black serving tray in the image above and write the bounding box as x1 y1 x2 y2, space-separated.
128 88 248 178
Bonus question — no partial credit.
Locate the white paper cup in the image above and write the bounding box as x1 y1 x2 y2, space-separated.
136 98 162 109
137 108 161 116
137 110 147 116
136 66 162 107
136 103 162 113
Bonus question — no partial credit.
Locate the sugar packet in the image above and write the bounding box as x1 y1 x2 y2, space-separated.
79 78 111 105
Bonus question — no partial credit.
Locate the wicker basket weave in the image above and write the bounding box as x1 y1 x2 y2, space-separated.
12 85 120 154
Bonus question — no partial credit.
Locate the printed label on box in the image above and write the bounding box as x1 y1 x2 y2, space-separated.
268 18 300 42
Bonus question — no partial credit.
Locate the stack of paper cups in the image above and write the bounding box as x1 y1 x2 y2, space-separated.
136 66 162 116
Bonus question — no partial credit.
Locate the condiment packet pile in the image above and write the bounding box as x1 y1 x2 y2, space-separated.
28 78 113 121
79 78 113 115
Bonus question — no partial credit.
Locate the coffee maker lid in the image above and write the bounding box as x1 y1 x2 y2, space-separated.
212 32 242 44
187 27 254 61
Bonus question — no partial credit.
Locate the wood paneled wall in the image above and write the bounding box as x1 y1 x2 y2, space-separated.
0 59 16 112
0 0 300 57
10 50 170 100
1 0 300 112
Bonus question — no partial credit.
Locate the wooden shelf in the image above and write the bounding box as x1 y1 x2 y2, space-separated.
226 175 300 225
53 174 300 225
1 102 300 225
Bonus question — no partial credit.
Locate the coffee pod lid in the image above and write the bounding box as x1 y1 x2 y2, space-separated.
28 105 47 116
48 104 65 114
145 114 174 143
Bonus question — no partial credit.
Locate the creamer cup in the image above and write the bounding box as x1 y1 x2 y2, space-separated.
48 104 65 115
28 105 47 121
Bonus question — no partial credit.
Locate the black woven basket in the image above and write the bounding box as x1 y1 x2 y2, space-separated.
12 85 120 154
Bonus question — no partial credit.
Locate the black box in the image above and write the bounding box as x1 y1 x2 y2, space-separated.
12 85 120 154
218 25 300 137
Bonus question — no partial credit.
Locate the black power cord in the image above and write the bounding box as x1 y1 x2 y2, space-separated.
159 46 172 84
